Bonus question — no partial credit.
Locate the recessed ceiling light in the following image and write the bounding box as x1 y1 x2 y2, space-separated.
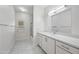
19 7 27 12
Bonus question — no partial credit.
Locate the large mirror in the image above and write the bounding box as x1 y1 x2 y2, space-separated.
50 5 72 33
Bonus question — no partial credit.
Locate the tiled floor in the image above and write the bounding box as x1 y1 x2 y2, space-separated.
10 39 45 54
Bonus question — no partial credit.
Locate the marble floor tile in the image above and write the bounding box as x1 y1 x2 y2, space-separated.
10 39 45 54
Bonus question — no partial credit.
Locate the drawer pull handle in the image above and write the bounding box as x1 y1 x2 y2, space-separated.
61 45 69 50
56 45 72 54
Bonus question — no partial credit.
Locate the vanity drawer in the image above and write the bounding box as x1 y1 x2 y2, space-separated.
56 41 79 54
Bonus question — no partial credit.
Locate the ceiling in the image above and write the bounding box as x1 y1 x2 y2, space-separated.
14 5 61 15
14 5 33 15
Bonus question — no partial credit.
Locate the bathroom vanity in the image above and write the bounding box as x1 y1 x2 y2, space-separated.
35 5 79 54
36 32 79 54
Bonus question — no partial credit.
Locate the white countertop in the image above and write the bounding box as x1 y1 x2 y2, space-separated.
38 32 79 49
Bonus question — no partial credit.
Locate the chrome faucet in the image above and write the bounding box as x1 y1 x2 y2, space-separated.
52 26 58 34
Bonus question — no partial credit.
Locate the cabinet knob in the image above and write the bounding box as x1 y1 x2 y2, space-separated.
45 38 47 42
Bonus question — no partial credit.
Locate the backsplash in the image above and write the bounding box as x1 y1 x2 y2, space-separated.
52 26 72 33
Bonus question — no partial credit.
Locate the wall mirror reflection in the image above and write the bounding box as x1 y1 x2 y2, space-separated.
49 5 72 34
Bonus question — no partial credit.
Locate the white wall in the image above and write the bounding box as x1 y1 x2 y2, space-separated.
71 6 79 35
0 6 15 26
33 6 45 37
0 5 15 53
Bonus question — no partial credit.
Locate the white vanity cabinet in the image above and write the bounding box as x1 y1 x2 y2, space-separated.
46 37 56 54
56 41 71 54
42 36 56 54
37 33 79 54
37 33 56 54
56 45 71 54
56 41 79 54
37 34 44 47
41 35 47 52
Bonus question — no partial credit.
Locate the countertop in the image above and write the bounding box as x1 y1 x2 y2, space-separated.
38 32 79 49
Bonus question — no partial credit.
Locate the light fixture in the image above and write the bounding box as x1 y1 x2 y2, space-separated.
18 7 28 12
48 5 66 16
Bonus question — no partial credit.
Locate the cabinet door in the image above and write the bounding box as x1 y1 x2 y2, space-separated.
38 34 43 47
56 46 71 54
41 36 47 52
46 37 55 54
